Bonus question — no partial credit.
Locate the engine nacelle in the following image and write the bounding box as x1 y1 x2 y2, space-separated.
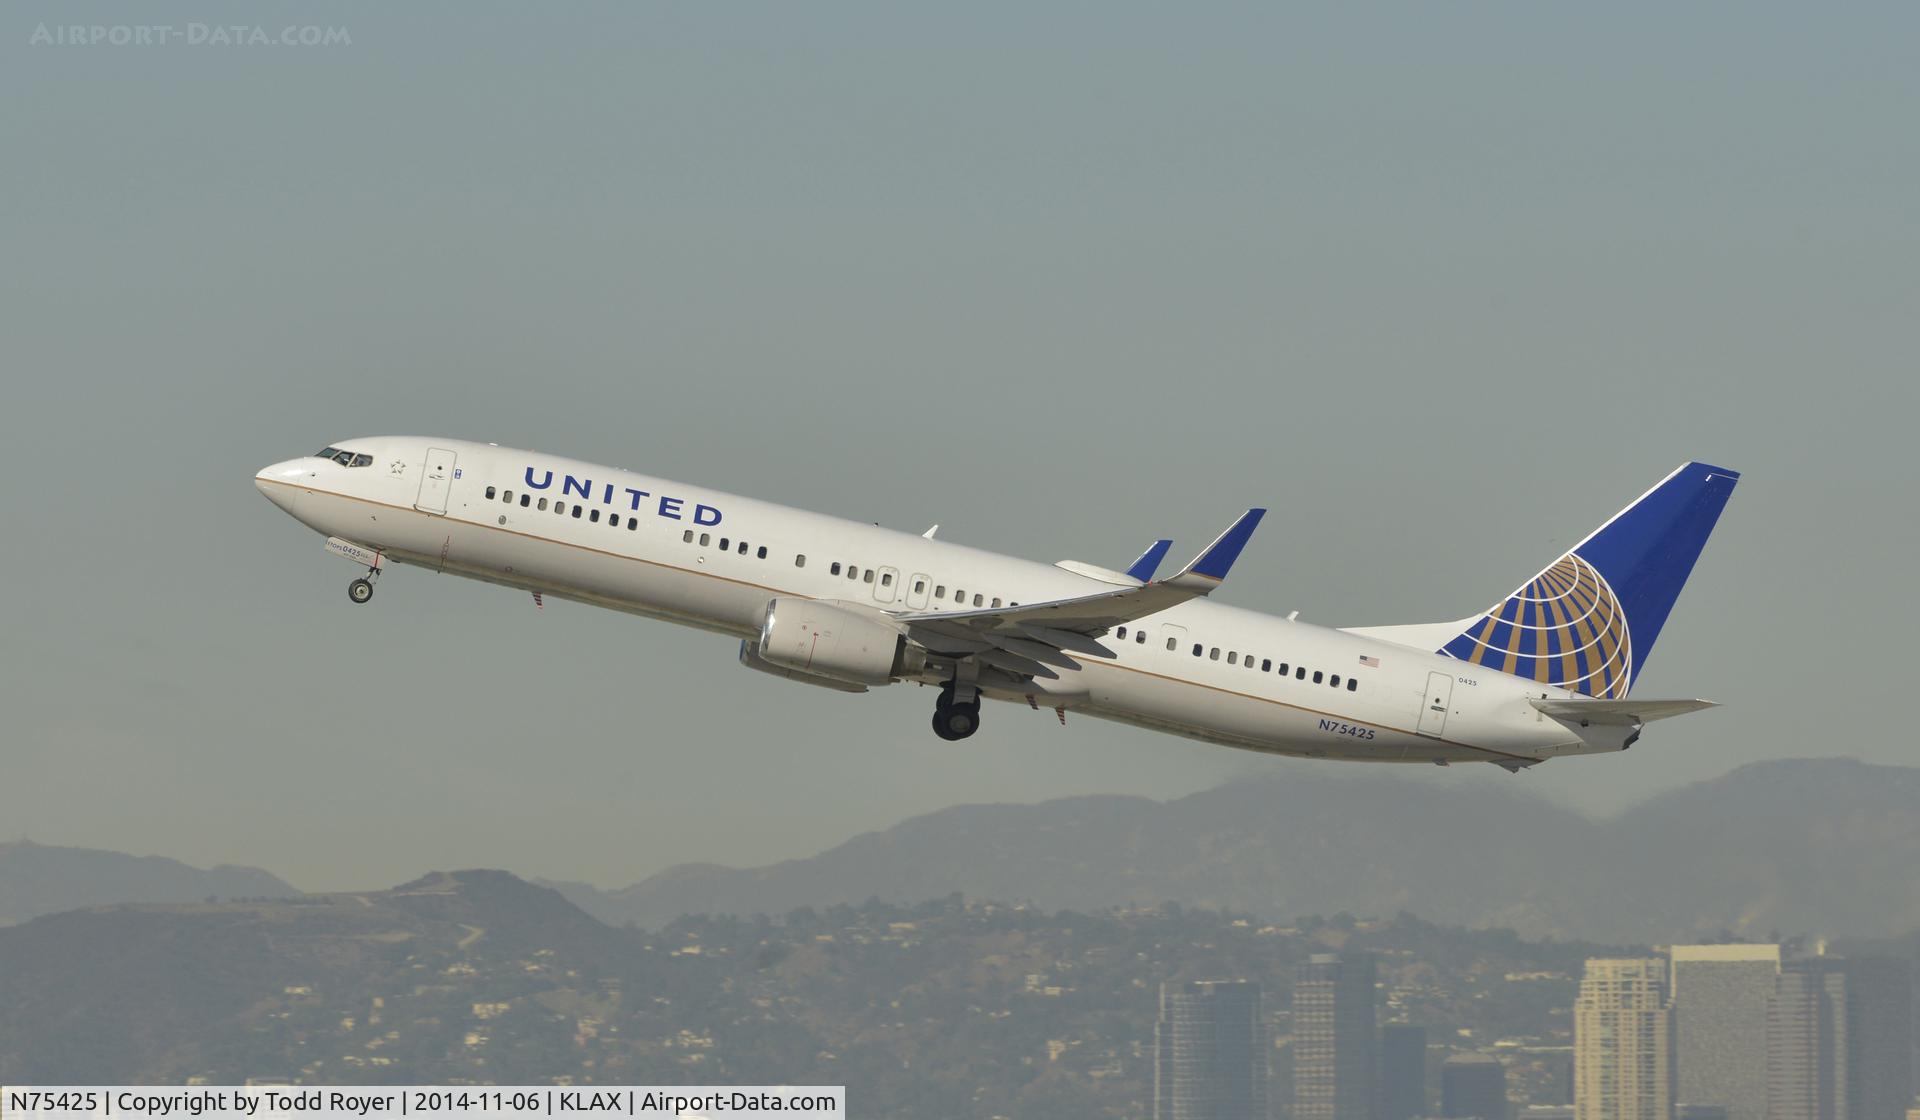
756 597 920 688
738 639 869 693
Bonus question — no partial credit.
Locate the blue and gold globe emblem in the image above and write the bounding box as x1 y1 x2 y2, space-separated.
1439 553 1632 698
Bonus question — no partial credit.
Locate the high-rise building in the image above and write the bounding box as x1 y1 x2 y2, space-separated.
1767 957 1848 1120
1442 1052 1508 1119
1154 980 1268 1120
1574 958 1673 1120
1293 952 1377 1120
1847 955 1916 1120
1381 1023 1428 1120
1668 944 1780 1120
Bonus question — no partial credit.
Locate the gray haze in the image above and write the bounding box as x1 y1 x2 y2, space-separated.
2 3 1915 892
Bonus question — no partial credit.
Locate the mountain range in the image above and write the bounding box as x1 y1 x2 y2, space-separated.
0 841 298 926
8 759 1920 943
541 758 1920 942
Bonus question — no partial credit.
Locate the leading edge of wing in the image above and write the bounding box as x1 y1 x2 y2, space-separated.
893 508 1266 637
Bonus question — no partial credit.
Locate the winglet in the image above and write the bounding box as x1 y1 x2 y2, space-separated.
1124 539 1174 583
1166 509 1266 589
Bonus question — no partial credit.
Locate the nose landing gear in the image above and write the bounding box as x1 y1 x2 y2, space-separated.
931 681 981 741
347 568 379 604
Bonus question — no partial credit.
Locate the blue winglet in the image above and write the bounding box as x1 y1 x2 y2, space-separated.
1182 509 1266 582
1124 539 1174 583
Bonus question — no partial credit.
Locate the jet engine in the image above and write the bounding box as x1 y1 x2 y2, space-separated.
754 597 922 688
738 639 870 693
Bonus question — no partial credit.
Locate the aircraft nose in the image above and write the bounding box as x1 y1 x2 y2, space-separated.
255 459 311 514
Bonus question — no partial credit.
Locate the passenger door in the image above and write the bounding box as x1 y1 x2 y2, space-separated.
1417 671 1453 737
415 447 457 514
905 573 932 610
873 566 901 605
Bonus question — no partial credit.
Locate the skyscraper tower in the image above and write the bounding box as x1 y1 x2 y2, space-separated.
1668 944 1781 1120
1442 1052 1509 1119
1293 952 1377 1120
1575 958 1673 1120
1380 1023 1429 1120
1154 980 1267 1120
1845 955 1915 1120
1767 957 1848 1120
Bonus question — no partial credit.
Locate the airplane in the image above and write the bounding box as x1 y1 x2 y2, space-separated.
256 440 1738 770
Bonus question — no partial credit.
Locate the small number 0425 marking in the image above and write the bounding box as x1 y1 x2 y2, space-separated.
1318 719 1376 740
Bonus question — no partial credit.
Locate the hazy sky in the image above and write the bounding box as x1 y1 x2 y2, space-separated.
3 3 1916 893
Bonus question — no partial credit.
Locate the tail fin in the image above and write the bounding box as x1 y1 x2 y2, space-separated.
1355 463 1739 697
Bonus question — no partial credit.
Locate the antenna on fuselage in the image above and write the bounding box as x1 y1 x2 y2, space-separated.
923 525 939 539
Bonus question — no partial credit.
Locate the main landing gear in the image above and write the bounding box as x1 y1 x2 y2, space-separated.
932 681 981 742
347 568 379 604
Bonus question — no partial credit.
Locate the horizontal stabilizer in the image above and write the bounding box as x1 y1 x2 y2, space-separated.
1529 697 1718 727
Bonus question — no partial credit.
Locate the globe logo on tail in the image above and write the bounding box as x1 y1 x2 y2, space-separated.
1440 553 1632 699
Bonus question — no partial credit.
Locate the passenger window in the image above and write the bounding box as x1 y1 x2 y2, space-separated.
1330 674 1340 687
1261 659 1272 672
795 555 807 567
831 562 842 575
739 541 748 555
1296 667 1306 680
1246 657 1256 671
913 579 925 594
520 494 530 508
1227 652 1238 665
572 506 583 519
991 597 1001 608
503 490 513 503
972 593 982 606
1346 679 1358 692
486 486 497 500
699 533 711 546
1167 637 1178 651
1312 671 1323 684
1193 644 1203 656
954 589 964 602
539 498 549 511
850 567 861 581
1210 648 1221 660
1117 627 1128 640
628 518 638 530
590 509 601 523
757 546 767 559
864 570 876 584
719 537 730 551
881 572 893 587
1136 631 1147 644
935 585 946 598
684 530 694 543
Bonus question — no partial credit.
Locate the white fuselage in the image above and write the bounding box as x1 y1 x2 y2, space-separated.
257 437 1627 768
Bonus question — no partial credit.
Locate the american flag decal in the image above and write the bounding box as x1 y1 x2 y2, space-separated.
1358 654 1380 667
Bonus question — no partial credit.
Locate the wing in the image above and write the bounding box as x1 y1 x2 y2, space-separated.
895 510 1264 672
1528 697 1718 726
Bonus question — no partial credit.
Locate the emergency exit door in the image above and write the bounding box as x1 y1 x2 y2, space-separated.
415 447 457 514
1417 671 1453 737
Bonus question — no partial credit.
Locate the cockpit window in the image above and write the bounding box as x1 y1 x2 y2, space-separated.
314 447 374 467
